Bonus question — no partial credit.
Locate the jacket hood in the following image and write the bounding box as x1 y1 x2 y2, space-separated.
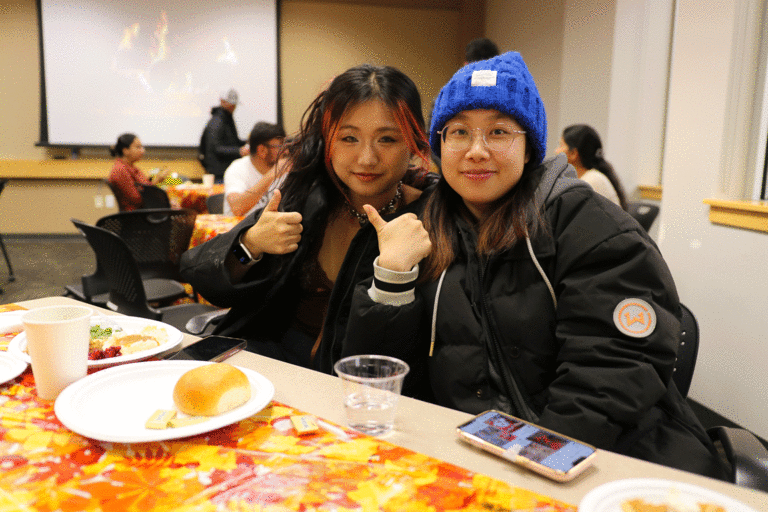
534 153 589 209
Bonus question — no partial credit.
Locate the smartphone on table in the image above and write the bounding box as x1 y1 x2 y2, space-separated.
167 335 247 362
456 410 596 482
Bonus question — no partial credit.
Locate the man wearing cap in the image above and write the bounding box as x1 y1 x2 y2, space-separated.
199 89 249 183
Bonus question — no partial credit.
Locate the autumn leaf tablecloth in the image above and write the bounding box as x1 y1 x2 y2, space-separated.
0 305 576 512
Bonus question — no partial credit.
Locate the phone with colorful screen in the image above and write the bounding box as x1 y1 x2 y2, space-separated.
456 410 596 482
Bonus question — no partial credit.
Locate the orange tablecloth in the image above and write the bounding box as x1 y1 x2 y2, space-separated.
0 304 575 512
189 214 243 249
166 184 225 214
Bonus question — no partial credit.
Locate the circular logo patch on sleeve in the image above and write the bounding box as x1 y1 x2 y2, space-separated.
613 298 656 338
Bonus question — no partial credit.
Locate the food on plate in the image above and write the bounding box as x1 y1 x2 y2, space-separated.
173 363 251 416
145 409 177 429
88 324 169 359
145 408 208 430
168 416 208 428
621 498 726 512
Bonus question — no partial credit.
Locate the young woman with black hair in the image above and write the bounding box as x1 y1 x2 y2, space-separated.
180 63 437 369
556 124 628 210
108 133 169 211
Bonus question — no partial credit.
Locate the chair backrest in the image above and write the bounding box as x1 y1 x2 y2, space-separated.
101 179 124 211
206 193 225 214
672 302 699 398
71 219 161 320
627 202 660 231
96 208 197 282
140 185 172 209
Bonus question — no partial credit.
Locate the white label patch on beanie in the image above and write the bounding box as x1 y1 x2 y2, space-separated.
471 70 497 87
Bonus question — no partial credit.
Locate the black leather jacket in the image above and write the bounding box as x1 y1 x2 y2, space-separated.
180 175 438 370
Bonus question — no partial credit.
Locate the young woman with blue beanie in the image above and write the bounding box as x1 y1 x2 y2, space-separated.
341 52 727 479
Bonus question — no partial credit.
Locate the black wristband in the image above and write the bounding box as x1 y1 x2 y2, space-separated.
373 277 415 293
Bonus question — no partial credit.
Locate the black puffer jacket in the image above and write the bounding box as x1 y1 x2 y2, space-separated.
343 155 727 479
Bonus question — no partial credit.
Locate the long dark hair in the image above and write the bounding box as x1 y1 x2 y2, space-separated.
278 64 430 216
562 124 627 210
110 133 137 158
420 148 546 282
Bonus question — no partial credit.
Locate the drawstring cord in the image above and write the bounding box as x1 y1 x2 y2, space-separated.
428 235 557 358
429 269 447 357
525 236 557 310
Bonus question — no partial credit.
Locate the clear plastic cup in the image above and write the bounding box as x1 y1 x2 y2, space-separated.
334 355 409 436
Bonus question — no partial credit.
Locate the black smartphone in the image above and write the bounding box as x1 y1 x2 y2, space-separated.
168 335 247 362
456 410 597 482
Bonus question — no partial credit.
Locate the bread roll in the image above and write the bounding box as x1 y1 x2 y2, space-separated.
173 363 251 416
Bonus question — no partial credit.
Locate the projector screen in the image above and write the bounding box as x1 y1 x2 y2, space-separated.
37 0 279 148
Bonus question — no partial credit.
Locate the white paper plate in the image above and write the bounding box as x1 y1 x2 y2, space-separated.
7 316 183 368
54 360 274 443
0 352 27 385
0 311 24 335
579 478 758 512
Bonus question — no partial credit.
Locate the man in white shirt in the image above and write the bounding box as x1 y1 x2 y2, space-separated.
223 122 286 216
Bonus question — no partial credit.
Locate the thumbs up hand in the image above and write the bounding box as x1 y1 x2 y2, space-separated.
242 189 303 256
364 205 431 272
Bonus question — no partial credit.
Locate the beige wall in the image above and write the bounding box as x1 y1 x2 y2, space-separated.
656 0 768 439
485 0 567 160
280 2 460 136
1 0 47 161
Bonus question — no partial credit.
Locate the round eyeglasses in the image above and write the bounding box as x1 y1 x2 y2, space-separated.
437 123 526 152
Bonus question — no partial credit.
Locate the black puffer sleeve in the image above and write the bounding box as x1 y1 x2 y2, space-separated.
537 188 681 449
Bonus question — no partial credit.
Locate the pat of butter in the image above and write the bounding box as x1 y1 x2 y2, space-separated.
169 416 208 428
146 409 177 429
291 415 319 435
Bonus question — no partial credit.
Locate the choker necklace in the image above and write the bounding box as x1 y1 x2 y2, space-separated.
344 181 403 226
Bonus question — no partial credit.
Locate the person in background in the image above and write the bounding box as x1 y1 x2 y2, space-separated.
342 52 727 480
199 88 249 183
556 124 627 210
180 63 438 369
224 122 286 217
464 37 500 64
108 133 169 211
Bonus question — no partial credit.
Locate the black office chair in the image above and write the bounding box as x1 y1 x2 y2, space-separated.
63 257 191 308
71 219 220 333
0 179 16 292
206 193 225 214
671 302 768 492
140 185 171 209
708 426 768 492
672 303 699 398
96 208 196 285
627 201 660 231
102 179 123 211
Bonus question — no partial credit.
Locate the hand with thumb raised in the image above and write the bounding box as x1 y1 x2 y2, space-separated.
243 188 303 256
264 188 282 212
363 204 431 272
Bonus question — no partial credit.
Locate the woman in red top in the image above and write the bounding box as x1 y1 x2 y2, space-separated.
108 133 168 211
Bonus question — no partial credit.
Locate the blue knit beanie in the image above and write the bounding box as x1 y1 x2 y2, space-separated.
429 51 547 166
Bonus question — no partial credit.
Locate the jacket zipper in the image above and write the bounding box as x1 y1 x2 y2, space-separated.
479 258 539 423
